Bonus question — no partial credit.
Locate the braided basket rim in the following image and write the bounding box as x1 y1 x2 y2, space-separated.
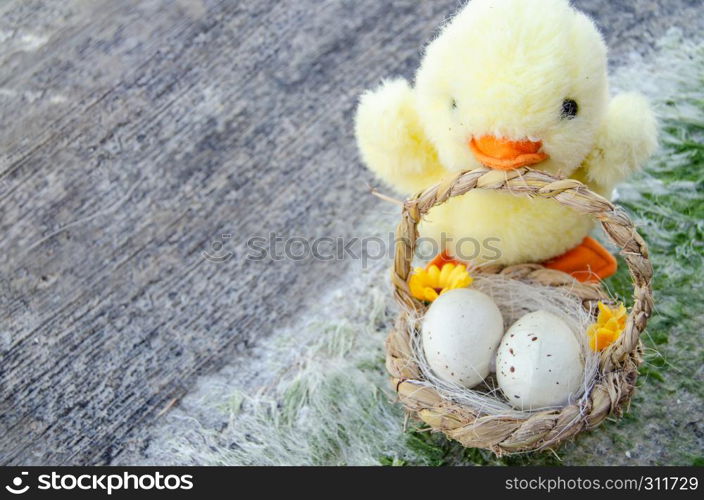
385 167 654 454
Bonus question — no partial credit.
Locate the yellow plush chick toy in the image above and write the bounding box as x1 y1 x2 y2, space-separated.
355 0 657 281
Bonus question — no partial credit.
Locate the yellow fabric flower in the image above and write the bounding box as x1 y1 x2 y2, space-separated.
408 263 473 302
587 301 627 351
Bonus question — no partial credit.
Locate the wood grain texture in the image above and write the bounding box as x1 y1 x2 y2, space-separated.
0 0 700 465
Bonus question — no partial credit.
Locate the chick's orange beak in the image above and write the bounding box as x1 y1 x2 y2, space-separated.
469 135 548 170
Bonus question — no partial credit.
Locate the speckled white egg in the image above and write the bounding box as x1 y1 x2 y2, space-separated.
421 288 504 388
496 310 584 410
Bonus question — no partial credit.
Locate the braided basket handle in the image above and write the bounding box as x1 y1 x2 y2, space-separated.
392 167 653 367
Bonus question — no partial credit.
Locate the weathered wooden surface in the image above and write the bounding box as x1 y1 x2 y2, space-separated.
0 0 701 465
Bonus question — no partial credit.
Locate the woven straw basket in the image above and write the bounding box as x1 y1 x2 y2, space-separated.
386 167 653 454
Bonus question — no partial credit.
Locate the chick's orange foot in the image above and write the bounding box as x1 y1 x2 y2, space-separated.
544 236 617 283
427 250 465 269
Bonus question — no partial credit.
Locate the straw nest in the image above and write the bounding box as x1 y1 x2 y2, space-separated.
385 167 653 454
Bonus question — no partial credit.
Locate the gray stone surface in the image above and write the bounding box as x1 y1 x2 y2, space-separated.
0 0 701 465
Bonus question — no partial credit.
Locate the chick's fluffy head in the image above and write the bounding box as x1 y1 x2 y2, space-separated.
415 0 608 175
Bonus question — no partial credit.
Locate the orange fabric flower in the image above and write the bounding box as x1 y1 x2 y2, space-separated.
587 301 627 351
408 262 473 302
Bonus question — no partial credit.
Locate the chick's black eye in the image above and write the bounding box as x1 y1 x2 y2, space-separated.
561 98 578 120
451 98 457 110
